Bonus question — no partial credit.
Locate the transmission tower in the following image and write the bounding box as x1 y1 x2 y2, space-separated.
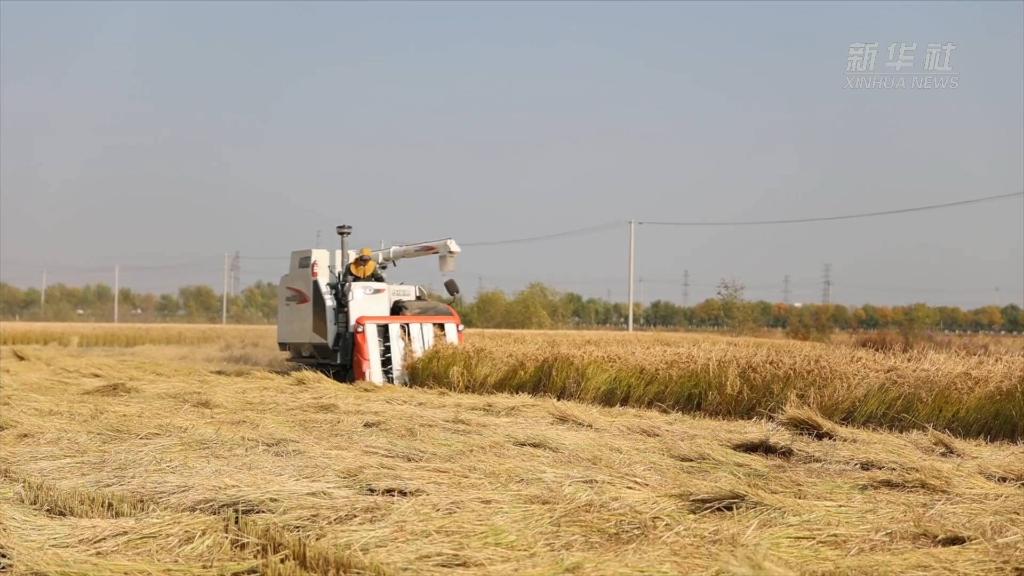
821 263 832 305
682 269 690 307
229 251 241 295
783 274 791 304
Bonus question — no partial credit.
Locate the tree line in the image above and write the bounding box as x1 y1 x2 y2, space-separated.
0 281 277 324
1 279 1020 336
456 280 1023 337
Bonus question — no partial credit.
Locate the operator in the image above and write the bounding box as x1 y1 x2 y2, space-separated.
344 247 385 282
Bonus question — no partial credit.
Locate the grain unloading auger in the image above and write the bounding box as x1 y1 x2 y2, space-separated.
277 225 463 383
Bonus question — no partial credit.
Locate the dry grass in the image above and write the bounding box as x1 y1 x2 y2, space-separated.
1 326 1023 575
408 329 1024 441
1 466 152 518
0 322 276 348
226 509 390 575
842 330 1024 356
778 404 841 440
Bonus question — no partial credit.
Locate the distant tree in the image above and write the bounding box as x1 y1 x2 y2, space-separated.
935 306 968 331
463 290 508 328
769 303 790 329
750 301 774 329
787 304 833 342
178 285 219 322
892 303 939 347
716 279 752 333
518 283 565 325
897 303 938 333
117 288 137 311
503 297 552 329
646 300 685 328
156 294 180 318
855 304 883 330
1000 304 1023 333
692 298 724 328
970 306 1004 331
574 297 606 326
559 292 585 326
228 281 278 323
0 283 25 318
134 293 158 319
21 288 41 318
829 305 852 330
716 279 744 302
94 284 113 306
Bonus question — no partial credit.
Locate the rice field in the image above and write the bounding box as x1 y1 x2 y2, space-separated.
0 322 271 349
409 330 1024 441
1 322 1022 574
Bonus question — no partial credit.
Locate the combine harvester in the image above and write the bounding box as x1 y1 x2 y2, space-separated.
277 224 463 384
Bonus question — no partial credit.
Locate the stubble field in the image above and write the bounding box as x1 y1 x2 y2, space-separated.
0 322 1021 575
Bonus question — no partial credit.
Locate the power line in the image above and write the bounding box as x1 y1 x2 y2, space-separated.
10 192 1018 273
463 221 621 247
0 259 219 273
639 191 1022 227
460 191 1021 300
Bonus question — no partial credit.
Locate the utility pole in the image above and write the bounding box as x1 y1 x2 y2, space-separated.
783 274 791 304
113 265 119 323
682 269 690 307
627 220 635 332
821 264 832 305
478 275 484 294
41 269 47 314
315 229 322 249
222 253 229 325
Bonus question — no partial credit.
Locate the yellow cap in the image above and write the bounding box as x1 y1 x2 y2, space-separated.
359 247 373 257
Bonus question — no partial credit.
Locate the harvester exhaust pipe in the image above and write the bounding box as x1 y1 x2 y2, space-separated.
336 224 352 270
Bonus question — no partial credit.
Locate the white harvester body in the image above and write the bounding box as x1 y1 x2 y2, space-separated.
277 229 463 384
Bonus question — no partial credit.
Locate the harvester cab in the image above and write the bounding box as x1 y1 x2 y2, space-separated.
277 225 464 383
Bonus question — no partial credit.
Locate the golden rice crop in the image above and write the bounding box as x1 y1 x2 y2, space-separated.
0 321 274 348
407 330 1024 441
4 322 1021 440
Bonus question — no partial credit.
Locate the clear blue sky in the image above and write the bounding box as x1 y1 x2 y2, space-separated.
2 1 1021 306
